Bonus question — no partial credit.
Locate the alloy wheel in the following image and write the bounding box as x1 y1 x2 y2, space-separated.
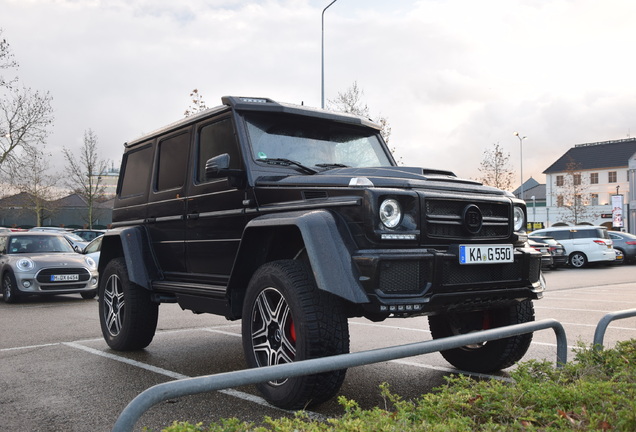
250 287 296 385
103 274 125 337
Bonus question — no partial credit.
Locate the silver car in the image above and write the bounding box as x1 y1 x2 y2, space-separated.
0 232 99 303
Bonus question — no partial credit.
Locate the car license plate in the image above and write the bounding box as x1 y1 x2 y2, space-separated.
51 274 79 282
459 245 513 264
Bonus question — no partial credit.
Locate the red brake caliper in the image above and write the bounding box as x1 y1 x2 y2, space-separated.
289 318 296 344
482 311 492 330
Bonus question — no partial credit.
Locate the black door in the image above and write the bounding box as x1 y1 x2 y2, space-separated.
185 116 246 287
146 128 191 277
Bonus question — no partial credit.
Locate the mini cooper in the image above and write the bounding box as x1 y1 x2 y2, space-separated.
0 232 99 303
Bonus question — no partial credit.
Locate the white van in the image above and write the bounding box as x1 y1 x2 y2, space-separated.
530 226 614 268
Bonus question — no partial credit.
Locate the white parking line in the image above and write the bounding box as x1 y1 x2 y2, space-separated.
201 328 242 337
0 342 62 352
61 341 328 421
389 359 514 382
349 320 431 333
535 306 629 313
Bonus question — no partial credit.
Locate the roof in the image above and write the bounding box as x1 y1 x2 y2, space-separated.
125 96 380 148
0 192 114 209
0 192 38 207
543 138 636 173
512 177 540 196
522 183 546 201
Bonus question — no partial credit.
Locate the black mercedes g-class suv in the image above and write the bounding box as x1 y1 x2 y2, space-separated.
98 96 544 409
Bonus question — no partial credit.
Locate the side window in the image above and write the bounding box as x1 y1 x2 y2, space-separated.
0 236 6 254
156 131 190 191
119 144 153 198
549 230 570 241
571 230 592 239
197 118 241 183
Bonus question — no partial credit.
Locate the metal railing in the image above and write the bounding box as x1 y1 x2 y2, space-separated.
112 319 567 432
593 308 636 347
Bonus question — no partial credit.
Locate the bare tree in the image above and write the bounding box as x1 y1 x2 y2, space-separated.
477 142 514 191
63 129 108 229
0 87 54 172
0 30 54 180
0 28 18 89
328 81 393 145
184 88 208 117
11 146 59 226
553 157 596 225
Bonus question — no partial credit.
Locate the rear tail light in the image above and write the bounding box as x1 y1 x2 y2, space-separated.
593 240 607 246
625 241 636 245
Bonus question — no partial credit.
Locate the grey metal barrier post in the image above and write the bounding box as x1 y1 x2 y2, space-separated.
593 308 636 348
113 318 567 432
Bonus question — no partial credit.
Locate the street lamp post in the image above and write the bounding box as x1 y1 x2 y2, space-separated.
513 132 527 200
321 0 338 109
531 195 536 231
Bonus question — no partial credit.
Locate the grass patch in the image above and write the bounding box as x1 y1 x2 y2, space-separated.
150 340 636 431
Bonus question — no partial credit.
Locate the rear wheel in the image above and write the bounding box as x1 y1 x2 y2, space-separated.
2 271 20 304
242 260 349 409
99 258 158 351
428 299 535 372
569 252 587 268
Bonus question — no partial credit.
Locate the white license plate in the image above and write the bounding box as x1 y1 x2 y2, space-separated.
51 274 79 282
459 245 514 264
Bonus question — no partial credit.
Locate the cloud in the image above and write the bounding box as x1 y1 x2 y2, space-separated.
2 0 636 191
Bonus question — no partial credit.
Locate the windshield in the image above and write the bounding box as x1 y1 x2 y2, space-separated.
8 235 75 254
244 112 393 170
65 233 85 242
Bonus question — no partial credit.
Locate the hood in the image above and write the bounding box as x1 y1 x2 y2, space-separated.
255 166 510 196
11 252 90 267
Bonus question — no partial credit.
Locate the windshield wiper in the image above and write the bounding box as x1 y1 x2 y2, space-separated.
257 158 317 175
315 163 349 171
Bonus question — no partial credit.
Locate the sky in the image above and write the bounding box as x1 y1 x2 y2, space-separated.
2 0 636 190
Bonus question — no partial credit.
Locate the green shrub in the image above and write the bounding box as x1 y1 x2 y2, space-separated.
149 340 636 432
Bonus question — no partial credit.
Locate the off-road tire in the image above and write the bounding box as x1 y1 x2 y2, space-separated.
428 299 535 372
99 257 158 351
242 259 350 409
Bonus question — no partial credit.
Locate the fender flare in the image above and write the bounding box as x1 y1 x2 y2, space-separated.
229 209 368 306
98 226 161 290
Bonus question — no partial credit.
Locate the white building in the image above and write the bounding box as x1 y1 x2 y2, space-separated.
539 138 636 233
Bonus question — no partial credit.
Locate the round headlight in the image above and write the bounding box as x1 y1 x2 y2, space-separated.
513 206 526 232
84 256 97 269
379 199 402 229
16 258 35 272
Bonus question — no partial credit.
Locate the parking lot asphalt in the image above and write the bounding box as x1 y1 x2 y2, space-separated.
1 264 635 432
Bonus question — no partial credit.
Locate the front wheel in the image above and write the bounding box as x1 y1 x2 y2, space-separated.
81 290 97 300
242 260 350 409
428 299 535 372
2 271 20 304
98 258 158 351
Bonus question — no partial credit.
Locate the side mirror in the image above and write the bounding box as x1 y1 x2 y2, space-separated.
205 153 246 187
205 153 231 178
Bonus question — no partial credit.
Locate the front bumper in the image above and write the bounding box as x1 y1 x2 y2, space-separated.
15 267 99 296
352 246 543 317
